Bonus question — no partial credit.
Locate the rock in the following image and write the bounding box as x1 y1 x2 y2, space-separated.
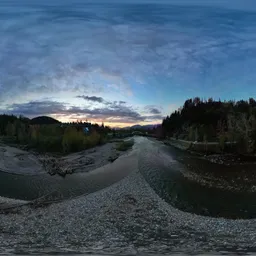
48 169 57 176
84 157 95 165
108 152 120 163
58 170 66 177
123 194 137 205
66 168 74 174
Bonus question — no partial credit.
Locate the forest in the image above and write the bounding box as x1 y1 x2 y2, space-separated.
0 114 112 153
162 97 256 154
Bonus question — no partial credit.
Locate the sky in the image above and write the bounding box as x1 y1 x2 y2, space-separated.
1 0 256 127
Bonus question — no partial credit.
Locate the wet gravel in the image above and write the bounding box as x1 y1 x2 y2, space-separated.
0 137 256 255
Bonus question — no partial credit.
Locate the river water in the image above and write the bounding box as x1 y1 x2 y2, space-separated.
0 151 137 205
138 138 256 219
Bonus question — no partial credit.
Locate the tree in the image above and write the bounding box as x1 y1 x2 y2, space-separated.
208 97 213 103
62 127 84 153
249 98 256 107
5 122 15 137
161 97 256 153
193 97 201 106
17 122 28 144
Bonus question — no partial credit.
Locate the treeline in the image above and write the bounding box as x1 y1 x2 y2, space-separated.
162 97 256 154
0 114 111 153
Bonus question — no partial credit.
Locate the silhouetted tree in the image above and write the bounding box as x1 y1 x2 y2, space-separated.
162 97 256 153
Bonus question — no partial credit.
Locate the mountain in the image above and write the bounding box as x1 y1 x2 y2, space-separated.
124 124 160 130
30 116 61 125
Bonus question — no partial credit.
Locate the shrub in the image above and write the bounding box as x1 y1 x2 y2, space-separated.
116 139 134 151
188 127 195 141
17 123 29 144
219 133 226 152
5 122 15 137
84 131 101 149
62 127 85 153
36 135 62 152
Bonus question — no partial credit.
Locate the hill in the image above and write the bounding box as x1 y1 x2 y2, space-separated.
30 116 61 125
117 124 160 130
129 124 160 130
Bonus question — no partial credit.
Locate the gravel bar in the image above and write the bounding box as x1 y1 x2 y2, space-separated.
1 170 256 255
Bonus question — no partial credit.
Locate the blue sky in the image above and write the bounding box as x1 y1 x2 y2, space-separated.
0 0 256 126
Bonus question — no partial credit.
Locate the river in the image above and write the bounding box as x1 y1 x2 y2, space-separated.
137 138 256 219
1 137 256 255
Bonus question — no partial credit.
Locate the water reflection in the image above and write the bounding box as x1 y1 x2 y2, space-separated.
0 152 136 203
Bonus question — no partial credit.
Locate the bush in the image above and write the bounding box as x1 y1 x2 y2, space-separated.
0 114 113 154
84 131 101 148
236 135 248 154
188 127 194 141
219 134 226 152
1 136 16 144
62 127 85 153
116 139 134 151
5 122 15 137
16 123 29 144
36 135 62 152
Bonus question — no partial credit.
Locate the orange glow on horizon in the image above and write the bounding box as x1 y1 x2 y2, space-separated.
53 115 161 128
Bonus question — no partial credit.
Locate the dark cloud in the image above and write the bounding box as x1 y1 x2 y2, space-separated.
76 97 129 114
145 105 162 115
3 100 153 123
76 95 105 103
76 96 126 107
149 108 161 114
104 100 127 106
5 101 67 116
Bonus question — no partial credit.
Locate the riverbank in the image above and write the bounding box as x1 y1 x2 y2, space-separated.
0 139 133 176
164 138 256 165
1 165 256 254
164 138 238 154
163 139 256 193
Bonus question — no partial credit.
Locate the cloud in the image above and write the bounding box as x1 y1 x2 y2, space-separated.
144 105 162 115
0 2 255 109
3 100 157 123
149 108 161 114
76 95 104 103
76 96 127 107
5 101 68 116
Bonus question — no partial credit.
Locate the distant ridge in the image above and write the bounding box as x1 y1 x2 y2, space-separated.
122 124 160 130
30 116 61 125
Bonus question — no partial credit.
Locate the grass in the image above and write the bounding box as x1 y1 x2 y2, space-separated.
116 139 134 151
